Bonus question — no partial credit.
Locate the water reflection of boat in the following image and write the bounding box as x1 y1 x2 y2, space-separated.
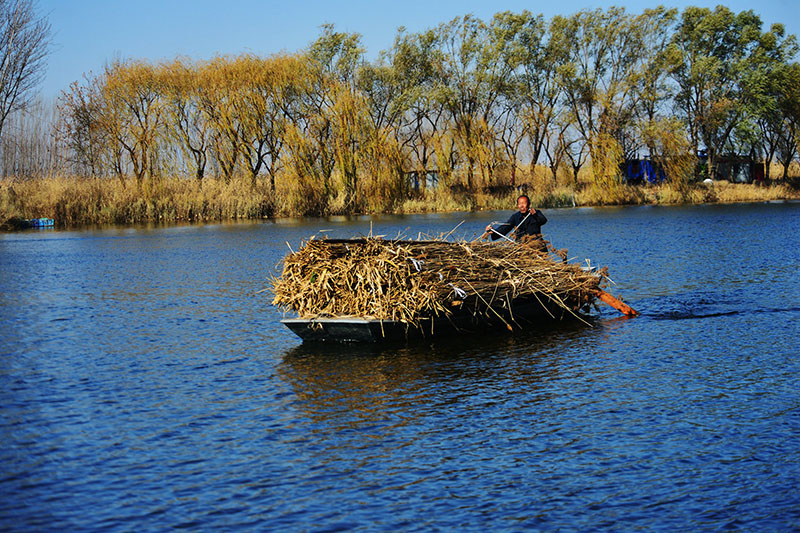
279 326 575 401
276 324 587 429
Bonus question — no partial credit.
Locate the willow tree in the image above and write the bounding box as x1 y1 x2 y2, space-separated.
160 59 209 182
738 25 799 181
432 15 513 191
494 92 526 187
669 6 777 179
556 8 642 187
230 54 307 189
491 11 568 180
326 74 406 213
282 94 334 212
329 81 366 210
196 58 242 182
485 11 528 187
287 25 365 209
386 28 445 192
352 60 408 210
282 115 328 216
356 49 410 195
101 60 166 186
774 62 800 180
357 56 402 133
629 8 680 159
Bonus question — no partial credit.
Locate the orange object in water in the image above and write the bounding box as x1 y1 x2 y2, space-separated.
595 289 639 317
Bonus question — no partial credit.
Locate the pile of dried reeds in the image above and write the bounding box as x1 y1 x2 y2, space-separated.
271 238 606 325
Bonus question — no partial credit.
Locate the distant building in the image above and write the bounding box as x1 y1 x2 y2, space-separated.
714 156 764 184
621 152 765 184
407 171 439 193
620 157 666 184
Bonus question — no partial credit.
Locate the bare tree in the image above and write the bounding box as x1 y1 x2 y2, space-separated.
0 0 51 139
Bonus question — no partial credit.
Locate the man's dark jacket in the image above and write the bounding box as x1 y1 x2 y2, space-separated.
491 209 547 240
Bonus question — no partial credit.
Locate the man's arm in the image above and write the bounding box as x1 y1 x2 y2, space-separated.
490 223 513 240
488 213 518 240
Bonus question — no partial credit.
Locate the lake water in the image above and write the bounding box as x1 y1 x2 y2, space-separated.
1 203 798 530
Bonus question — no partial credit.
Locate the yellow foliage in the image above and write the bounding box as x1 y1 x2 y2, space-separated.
589 131 624 188
639 117 695 195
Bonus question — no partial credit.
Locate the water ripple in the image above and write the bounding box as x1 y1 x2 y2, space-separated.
1 207 799 530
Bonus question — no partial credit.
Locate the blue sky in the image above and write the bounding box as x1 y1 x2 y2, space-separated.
38 0 799 99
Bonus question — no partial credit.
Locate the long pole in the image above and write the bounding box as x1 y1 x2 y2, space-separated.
595 289 639 317
480 211 532 242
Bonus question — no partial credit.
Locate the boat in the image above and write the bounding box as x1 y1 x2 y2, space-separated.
25 218 54 228
272 238 636 343
1 217 55 231
281 297 582 342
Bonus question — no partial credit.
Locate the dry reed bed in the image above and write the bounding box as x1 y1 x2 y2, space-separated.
3 176 798 229
271 238 606 325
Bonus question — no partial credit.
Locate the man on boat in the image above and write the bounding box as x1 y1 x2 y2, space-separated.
485 195 547 249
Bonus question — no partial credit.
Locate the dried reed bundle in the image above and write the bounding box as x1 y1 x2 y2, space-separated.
271 238 605 325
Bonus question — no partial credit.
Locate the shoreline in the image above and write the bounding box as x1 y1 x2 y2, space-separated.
3 179 799 232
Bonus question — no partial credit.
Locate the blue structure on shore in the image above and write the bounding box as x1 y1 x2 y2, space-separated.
621 158 666 184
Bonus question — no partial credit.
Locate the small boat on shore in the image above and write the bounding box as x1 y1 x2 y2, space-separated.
1 217 55 230
270 237 637 343
27 218 55 228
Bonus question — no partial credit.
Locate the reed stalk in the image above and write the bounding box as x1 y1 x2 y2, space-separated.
271 238 605 327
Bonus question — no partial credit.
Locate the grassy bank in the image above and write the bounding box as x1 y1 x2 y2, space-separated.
0 176 274 229
2 174 799 230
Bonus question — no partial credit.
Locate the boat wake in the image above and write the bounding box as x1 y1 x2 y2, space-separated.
638 291 800 321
